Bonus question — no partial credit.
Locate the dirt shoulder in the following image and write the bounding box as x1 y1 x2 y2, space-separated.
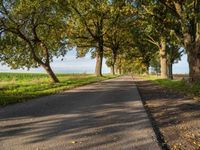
134 76 200 150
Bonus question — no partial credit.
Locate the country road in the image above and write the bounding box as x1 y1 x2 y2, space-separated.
0 76 160 150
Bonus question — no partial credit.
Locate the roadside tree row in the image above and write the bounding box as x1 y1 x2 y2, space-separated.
0 0 199 83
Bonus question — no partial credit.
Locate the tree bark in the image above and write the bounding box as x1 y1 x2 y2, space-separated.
39 43 59 83
143 62 149 75
188 21 200 82
111 64 115 75
160 37 168 79
115 66 119 74
118 67 122 75
111 53 117 75
95 42 103 76
173 1 200 83
42 63 59 83
182 24 200 83
145 66 149 75
168 63 173 80
187 47 200 83
27 42 60 83
111 49 118 75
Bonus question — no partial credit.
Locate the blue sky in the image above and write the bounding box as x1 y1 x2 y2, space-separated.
0 50 110 74
173 54 189 74
0 49 189 74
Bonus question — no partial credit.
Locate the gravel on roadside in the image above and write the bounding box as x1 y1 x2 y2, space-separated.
134 76 200 150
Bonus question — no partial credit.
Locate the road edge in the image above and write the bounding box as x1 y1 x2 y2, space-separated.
131 75 168 150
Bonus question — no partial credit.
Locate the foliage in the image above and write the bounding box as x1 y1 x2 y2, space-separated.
0 0 68 67
135 0 200 82
64 0 113 76
0 0 198 82
0 0 69 82
104 0 135 74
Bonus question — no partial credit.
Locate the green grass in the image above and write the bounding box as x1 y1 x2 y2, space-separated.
0 73 118 106
140 75 200 96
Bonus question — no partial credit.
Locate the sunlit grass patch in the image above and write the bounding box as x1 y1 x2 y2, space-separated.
140 75 200 96
0 73 118 106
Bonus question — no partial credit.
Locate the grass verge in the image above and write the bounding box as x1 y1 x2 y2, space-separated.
136 79 200 150
0 73 118 106
140 75 200 97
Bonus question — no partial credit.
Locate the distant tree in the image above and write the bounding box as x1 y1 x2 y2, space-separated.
104 0 134 75
136 3 168 78
149 52 160 75
0 0 68 83
65 0 111 76
167 44 184 79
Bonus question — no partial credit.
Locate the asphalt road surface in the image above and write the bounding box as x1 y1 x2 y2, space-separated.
0 76 161 150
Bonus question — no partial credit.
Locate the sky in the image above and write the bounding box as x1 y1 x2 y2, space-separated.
173 54 189 74
0 50 110 74
0 49 189 74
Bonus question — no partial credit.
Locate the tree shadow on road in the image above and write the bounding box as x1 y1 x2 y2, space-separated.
0 79 160 150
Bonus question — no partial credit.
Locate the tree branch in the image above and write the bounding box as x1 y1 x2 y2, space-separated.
146 35 160 48
71 5 96 39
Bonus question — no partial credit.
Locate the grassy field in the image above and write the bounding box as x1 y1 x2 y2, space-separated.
140 75 200 96
0 73 117 106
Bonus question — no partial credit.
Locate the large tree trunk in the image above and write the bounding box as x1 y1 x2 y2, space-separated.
182 25 200 83
119 69 122 75
187 22 200 83
160 37 168 79
144 66 149 75
115 66 119 74
187 47 200 83
110 53 117 75
143 62 149 75
95 52 103 76
111 64 115 75
41 43 59 83
168 63 173 80
29 43 59 83
118 67 122 75
95 40 103 76
122 68 126 74
42 63 59 83
174 1 200 83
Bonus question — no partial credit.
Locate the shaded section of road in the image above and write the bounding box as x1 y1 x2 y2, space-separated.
0 76 160 150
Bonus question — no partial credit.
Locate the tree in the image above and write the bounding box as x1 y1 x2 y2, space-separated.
104 1 134 75
136 0 200 83
132 0 185 79
0 0 68 83
167 44 183 79
162 0 200 83
149 52 160 75
65 0 111 76
135 2 169 78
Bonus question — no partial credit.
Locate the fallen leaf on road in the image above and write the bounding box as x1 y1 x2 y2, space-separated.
70 141 78 144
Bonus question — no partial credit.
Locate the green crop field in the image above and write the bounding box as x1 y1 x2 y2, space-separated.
0 73 117 106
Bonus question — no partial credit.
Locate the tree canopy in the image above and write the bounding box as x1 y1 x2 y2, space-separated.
1 0 198 83
0 0 68 82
